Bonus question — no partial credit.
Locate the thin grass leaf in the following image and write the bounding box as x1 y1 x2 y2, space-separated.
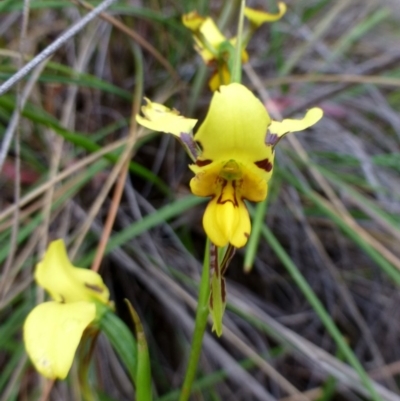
97 306 137 385
125 300 152 401
243 197 268 273
278 168 400 285
260 223 380 401
0 160 108 265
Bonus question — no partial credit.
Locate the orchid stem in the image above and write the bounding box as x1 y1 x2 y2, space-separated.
244 197 268 273
231 0 246 84
179 239 210 401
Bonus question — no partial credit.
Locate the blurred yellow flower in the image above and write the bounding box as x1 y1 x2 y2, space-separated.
244 3 287 28
24 240 110 379
182 4 286 91
136 97 198 137
136 83 323 248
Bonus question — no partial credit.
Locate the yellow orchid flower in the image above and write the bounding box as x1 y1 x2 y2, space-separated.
136 97 198 137
182 4 286 91
244 3 287 28
24 239 110 379
182 12 248 91
136 83 323 248
182 12 229 63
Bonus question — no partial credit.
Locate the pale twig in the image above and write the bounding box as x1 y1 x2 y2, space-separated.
0 61 47 174
231 296 400 401
70 0 180 82
38 380 55 401
0 0 31 300
0 0 116 172
69 139 137 260
139 258 307 400
89 44 142 272
106 247 277 401
245 63 400 271
39 20 102 257
0 0 118 96
283 188 398 391
0 355 28 401
280 0 349 76
263 73 400 88
221 325 310 401
0 227 41 304
279 389 322 401
0 138 128 227
73 203 278 401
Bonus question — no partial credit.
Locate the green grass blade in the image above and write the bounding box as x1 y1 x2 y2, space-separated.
125 300 152 401
97 306 137 385
0 160 109 265
243 198 268 273
79 195 205 267
278 168 400 285
260 223 380 401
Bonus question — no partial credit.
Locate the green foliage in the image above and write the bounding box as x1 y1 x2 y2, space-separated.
1 0 399 400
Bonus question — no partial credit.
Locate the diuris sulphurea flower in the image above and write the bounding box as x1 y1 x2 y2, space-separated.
24 240 110 379
182 3 287 91
136 83 323 249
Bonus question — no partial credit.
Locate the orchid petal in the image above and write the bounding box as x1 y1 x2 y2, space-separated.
194 84 271 164
136 98 197 137
181 11 206 31
35 240 109 304
195 17 227 62
24 301 96 379
208 63 231 92
202 189 251 248
244 3 287 27
268 107 323 139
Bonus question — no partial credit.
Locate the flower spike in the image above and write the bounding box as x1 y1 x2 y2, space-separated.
136 84 323 336
183 4 286 91
137 84 323 248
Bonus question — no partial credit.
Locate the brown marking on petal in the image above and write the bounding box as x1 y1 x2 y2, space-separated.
244 232 250 239
85 283 104 293
210 243 219 278
181 133 199 160
232 181 239 207
195 140 203 152
255 158 273 172
217 180 239 207
196 159 212 167
216 179 228 205
221 277 226 303
266 131 279 147
221 245 236 275
59 294 65 303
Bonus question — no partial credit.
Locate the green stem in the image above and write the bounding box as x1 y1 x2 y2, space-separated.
179 239 210 401
244 197 268 272
261 225 380 401
231 0 245 84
